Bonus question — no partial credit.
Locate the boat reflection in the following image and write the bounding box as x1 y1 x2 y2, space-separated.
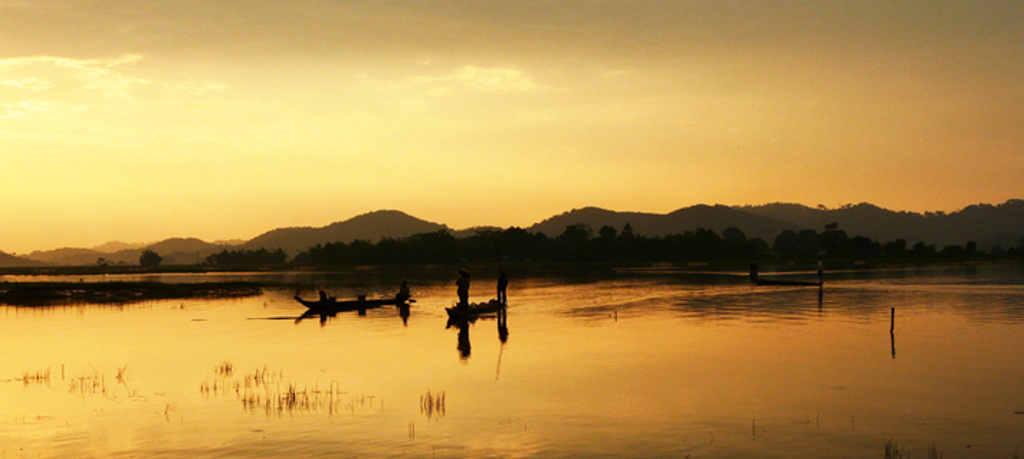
293 304 413 327
446 308 509 360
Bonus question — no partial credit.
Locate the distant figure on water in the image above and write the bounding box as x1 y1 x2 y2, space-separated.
456 270 471 309
497 271 508 305
319 290 329 302
396 280 411 303
817 257 824 284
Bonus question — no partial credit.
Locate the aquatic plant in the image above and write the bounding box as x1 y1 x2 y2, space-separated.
199 365 376 417
420 390 446 420
885 438 944 459
215 361 234 377
884 438 901 459
20 367 51 386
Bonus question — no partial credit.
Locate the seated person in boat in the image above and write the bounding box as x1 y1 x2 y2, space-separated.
395 281 411 303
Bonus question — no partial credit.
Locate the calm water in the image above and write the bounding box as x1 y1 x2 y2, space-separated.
3 264 1024 457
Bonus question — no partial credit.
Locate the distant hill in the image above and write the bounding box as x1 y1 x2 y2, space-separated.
243 210 448 254
0 250 44 268
12 200 1024 266
91 241 150 253
740 200 1024 249
26 247 107 266
527 205 799 241
27 238 238 266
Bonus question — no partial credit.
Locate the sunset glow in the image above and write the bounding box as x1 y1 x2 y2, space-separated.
3 1 1022 253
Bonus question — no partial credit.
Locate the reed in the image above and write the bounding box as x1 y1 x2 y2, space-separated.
215 361 234 377
20 367 51 386
201 363 361 417
884 438 901 459
420 390 446 420
885 438 944 459
69 370 107 397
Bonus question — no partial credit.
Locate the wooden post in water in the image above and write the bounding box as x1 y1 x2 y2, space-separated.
890 307 896 358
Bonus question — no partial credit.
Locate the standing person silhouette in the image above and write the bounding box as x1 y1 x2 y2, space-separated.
497 271 508 305
456 270 471 309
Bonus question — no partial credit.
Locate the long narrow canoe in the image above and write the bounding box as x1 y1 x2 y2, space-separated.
753 278 823 287
294 295 409 313
445 300 506 320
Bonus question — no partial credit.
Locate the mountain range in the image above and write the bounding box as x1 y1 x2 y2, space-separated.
4 201 1023 267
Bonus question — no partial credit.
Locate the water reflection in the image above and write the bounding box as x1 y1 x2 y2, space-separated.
4 264 1024 457
447 309 510 360
291 304 413 327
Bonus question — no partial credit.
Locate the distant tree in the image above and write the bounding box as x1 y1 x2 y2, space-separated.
884 239 907 257
621 223 635 238
965 240 980 257
561 224 593 245
558 224 593 261
598 225 618 240
96 257 108 268
910 241 936 257
139 249 163 267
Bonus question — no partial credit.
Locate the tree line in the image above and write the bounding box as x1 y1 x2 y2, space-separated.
266 223 1018 266
184 223 1022 268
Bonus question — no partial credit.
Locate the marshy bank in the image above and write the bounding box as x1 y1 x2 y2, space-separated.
0 281 262 306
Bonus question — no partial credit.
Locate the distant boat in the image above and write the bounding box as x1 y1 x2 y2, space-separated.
294 295 412 313
446 300 506 319
753 278 823 287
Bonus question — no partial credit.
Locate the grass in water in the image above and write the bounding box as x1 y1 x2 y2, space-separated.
201 363 370 417
886 438 944 459
420 390 446 420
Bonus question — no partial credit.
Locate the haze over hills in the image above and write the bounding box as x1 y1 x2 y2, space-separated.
25 238 242 267
5 200 1023 267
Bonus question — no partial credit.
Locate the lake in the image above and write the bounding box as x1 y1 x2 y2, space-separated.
3 263 1024 457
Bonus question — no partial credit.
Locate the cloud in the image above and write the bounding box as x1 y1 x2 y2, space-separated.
0 77 53 92
0 54 149 101
0 100 87 120
411 65 541 96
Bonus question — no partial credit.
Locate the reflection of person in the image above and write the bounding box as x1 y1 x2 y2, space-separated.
497 271 508 305
457 321 471 359
396 281 411 303
456 270 471 308
498 309 508 343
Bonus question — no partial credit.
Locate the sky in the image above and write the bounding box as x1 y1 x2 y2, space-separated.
2 1 1023 254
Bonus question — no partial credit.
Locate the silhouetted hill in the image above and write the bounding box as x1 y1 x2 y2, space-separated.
27 238 236 266
527 207 665 237
139 238 235 265
452 226 504 238
664 205 799 241
243 210 448 254
740 200 1024 248
0 251 44 268
526 205 798 241
12 200 1023 265
27 247 107 266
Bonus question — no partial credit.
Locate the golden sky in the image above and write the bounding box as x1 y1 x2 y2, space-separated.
2 1 1022 253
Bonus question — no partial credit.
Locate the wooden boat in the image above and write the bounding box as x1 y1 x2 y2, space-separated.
294 295 411 313
753 278 822 287
445 300 506 319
